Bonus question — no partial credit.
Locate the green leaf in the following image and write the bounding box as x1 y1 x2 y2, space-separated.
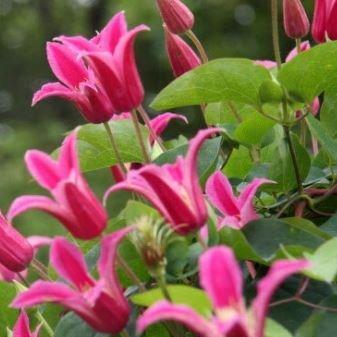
304 237 337 282
54 313 108 337
268 133 311 192
77 119 149 172
283 218 332 241
266 318 293 337
144 324 170 337
0 282 17 337
151 58 271 110
243 219 324 261
154 136 222 185
219 227 263 263
234 113 275 146
278 41 337 102
305 114 337 163
131 285 212 316
121 200 160 224
295 295 337 337
223 146 253 179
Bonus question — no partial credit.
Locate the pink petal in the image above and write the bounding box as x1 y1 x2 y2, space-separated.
78 82 114 123
104 179 175 225
50 237 94 290
25 150 60 190
217 215 242 230
205 171 240 217
200 246 243 311
47 42 87 88
54 35 98 53
32 82 84 106
12 280 78 308
0 263 17 282
83 51 126 111
98 227 133 299
13 311 31 337
137 301 220 337
184 128 221 222
60 182 107 239
139 166 197 231
27 236 53 250
7 195 75 226
113 25 150 109
58 132 79 177
255 60 277 69
149 112 188 143
238 178 273 225
252 259 310 337
97 11 128 52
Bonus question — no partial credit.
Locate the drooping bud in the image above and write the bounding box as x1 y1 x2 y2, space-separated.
156 0 194 34
0 213 33 273
312 0 327 43
164 26 201 77
131 216 174 277
283 0 310 39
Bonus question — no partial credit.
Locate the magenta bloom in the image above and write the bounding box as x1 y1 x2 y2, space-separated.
12 228 131 334
206 171 272 230
283 0 310 39
164 26 201 77
105 128 220 235
156 0 194 34
13 311 41 337
33 12 149 121
0 212 33 273
8 132 107 240
312 0 337 42
138 246 309 337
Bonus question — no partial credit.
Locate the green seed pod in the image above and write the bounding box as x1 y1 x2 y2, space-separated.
259 80 284 104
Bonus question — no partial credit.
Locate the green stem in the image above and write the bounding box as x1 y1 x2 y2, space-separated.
156 273 172 301
119 330 131 337
295 38 302 54
32 259 51 281
284 126 304 194
131 109 151 163
36 310 54 337
186 30 208 63
117 252 146 292
271 0 282 68
137 105 166 151
103 122 128 174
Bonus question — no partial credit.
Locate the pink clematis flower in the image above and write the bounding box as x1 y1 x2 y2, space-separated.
13 311 41 337
8 132 107 240
33 12 149 122
105 128 220 235
137 246 309 337
312 0 337 42
12 228 131 334
164 26 201 77
205 171 272 230
0 212 33 273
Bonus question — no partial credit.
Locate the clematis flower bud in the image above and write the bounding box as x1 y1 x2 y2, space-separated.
164 26 201 77
0 212 33 273
131 216 174 277
312 0 327 43
156 0 194 34
283 0 310 39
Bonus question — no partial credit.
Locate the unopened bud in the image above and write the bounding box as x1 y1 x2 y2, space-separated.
283 0 310 39
156 0 194 34
131 217 174 276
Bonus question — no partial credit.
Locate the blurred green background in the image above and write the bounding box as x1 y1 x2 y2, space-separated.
0 0 314 236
